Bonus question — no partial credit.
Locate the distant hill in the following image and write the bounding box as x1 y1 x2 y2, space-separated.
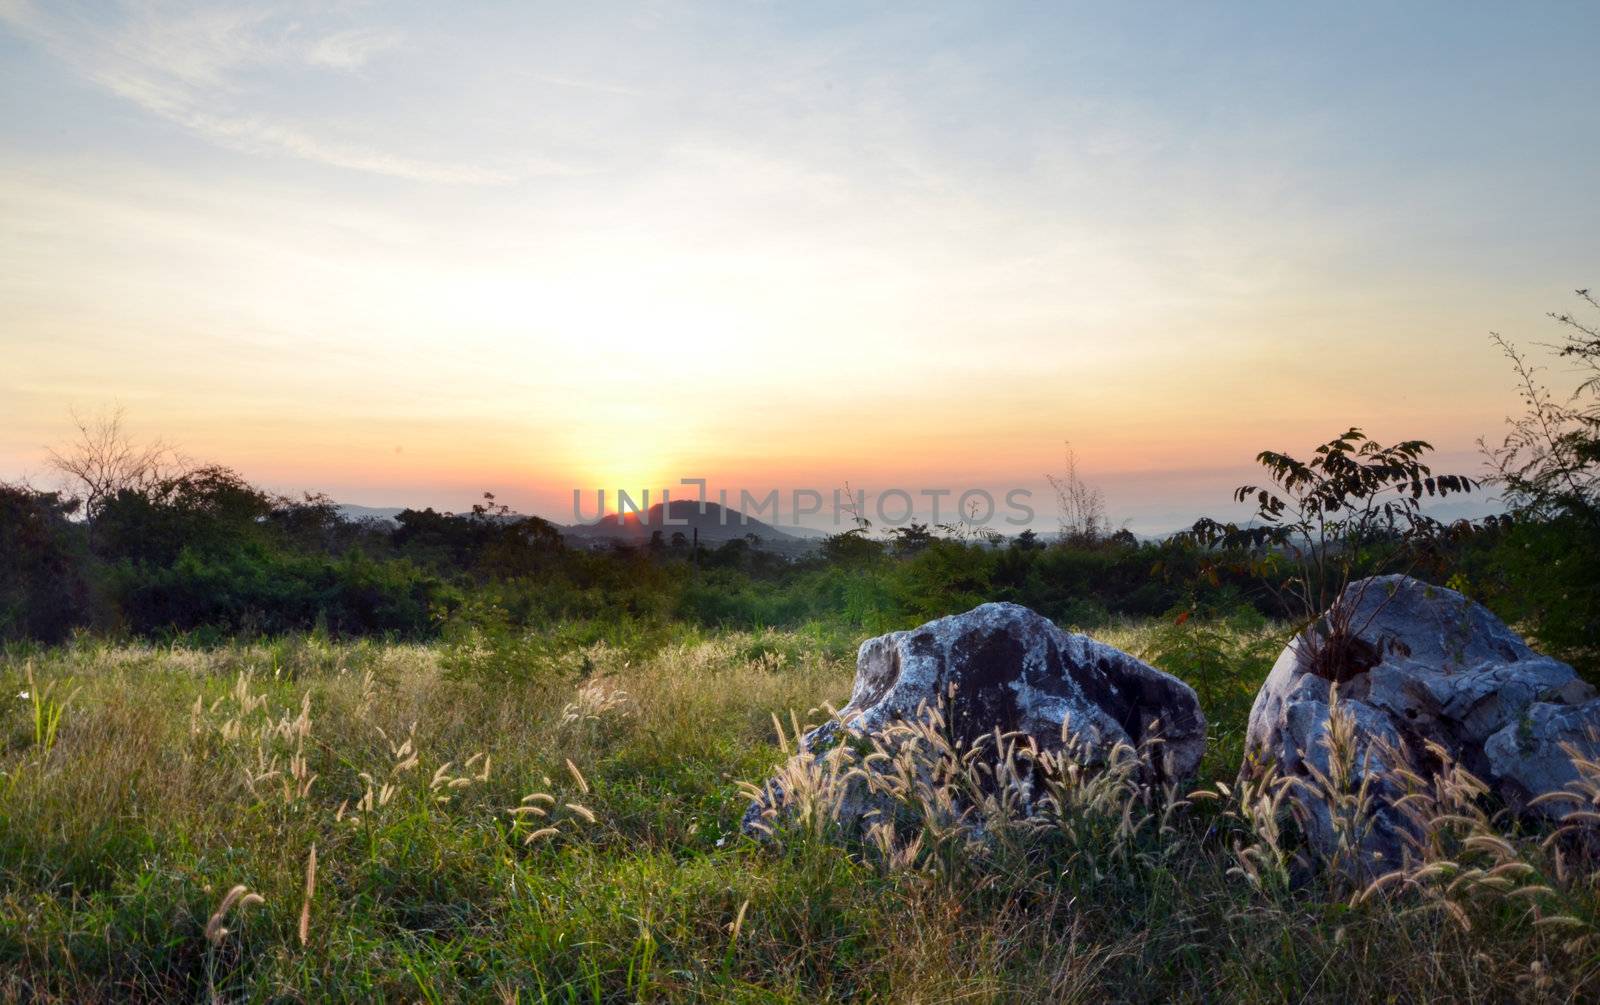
779 523 830 540
337 503 537 525
336 504 406 525
334 500 824 552
564 500 808 547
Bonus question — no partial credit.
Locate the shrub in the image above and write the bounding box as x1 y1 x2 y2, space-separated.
0 484 95 642
1476 288 1600 675
1187 428 1474 680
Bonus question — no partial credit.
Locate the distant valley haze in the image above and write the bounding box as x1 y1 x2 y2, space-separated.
331 488 1501 545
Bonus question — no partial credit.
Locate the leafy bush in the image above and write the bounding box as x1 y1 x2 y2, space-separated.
0 484 95 642
107 546 451 638
1187 428 1474 680
1476 289 1600 675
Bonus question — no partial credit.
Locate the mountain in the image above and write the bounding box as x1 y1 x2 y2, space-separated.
336 504 406 525
778 523 831 540
564 500 805 546
332 500 824 552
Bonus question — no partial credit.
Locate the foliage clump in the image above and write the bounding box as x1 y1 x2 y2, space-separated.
1185 428 1474 682
1468 288 1600 675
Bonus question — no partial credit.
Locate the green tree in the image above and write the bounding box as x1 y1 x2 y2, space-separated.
1188 429 1474 681
1011 528 1042 551
0 483 94 641
888 522 934 557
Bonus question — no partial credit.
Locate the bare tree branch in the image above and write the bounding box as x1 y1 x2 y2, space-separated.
1046 442 1108 547
46 408 177 536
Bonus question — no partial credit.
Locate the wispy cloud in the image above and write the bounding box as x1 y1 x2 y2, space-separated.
303 27 403 71
0 0 513 184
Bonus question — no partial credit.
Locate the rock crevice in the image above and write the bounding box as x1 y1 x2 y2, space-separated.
1245 575 1600 867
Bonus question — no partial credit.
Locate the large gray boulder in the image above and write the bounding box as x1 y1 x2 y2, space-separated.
1246 575 1599 868
744 602 1206 834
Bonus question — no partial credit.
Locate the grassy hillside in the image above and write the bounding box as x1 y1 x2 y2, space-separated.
3 623 1597 1002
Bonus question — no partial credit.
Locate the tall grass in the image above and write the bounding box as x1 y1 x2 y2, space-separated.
1 623 1597 1002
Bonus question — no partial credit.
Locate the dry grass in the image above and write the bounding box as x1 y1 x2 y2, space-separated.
1 627 1597 1002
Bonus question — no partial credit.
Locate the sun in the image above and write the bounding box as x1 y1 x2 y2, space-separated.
559 439 683 517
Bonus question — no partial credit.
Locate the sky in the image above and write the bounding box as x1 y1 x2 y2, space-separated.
1 1 1597 533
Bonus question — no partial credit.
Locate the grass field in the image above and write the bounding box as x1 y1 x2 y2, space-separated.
2 622 1598 1002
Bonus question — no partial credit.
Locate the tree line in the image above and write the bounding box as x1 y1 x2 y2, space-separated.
2 292 1595 678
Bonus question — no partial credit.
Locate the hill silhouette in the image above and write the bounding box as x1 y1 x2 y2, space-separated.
565 500 800 544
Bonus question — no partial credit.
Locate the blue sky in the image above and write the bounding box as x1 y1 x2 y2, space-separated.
2 2 1597 531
